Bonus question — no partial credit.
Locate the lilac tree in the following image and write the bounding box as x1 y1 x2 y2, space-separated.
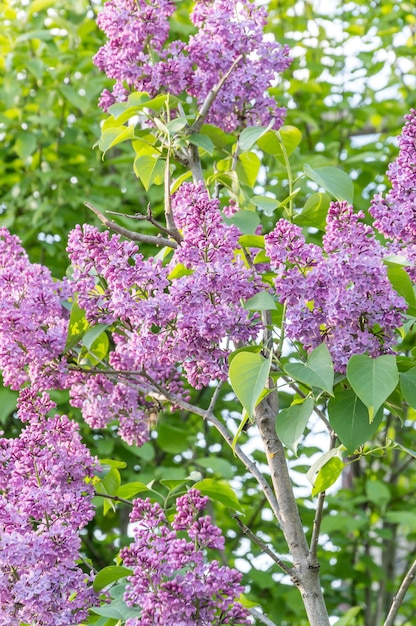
1 1 416 625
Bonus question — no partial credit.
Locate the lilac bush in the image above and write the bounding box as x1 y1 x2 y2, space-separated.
94 0 291 131
120 489 250 625
0 390 98 625
265 202 406 372
370 108 416 279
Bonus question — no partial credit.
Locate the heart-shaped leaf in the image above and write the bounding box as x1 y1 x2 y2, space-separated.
346 354 398 422
285 343 334 395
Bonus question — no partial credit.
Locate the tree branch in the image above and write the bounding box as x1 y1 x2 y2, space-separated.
95 492 134 507
139 371 282 522
248 608 278 626
191 54 243 134
308 431 337 568
232 513 293 577
308 491 326 570
383 557 416 626
163 150 183 242
254 387 331 625
85 202 178 248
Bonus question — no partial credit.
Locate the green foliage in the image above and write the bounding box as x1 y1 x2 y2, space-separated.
2 1 416 625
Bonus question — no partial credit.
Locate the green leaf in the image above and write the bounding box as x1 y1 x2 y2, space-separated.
304 164 354 204
133 155 165 190
98 468 121 496
244 291 276 311
387 264 416 306
157 423 191 454
98 459 127 470
170 170 193 194
196 457 234 479
188 133 215 155
15 133 37 159
239 124 272 152
117 481 150 499
346 354 399 422
229 351 271 419
390 440 416 458
237 151 261 187
276 397 314 454
306 448 342 485
95 126 135 157
285 343 334 395
166 117 189 134
328 390 383 454
59 85 89 113
167 263 194 280
385 511 416 531
0 388 18 424
200 124 234 148
193 478 242 512
238 234 265 249
82 324 111 350
294 192 331 230
333 607 361 626
64 298 90 351
312 456 344 496
257 125 302 161
28 0 56 14
92 600 139 620
365 480 390 508
79 330 109 366
226 210 260 234
93 566 133 592
400 368 416 408
250 195 279 215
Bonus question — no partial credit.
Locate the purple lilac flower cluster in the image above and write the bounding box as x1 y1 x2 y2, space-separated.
0 389 98 625
265 203 406 372
94 0 291 131
370 108 416 279
67 183 259 398
0 228 68 392
120 489 250 625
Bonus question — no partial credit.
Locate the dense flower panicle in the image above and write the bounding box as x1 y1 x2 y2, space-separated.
94 0 291 131
370 109 416 278
0 228 68 391
120 490 250 625
265 205 407 372
187 0 292 131
67 223 171 326
0 389 98 624
67 185 260 396
370 109 416 243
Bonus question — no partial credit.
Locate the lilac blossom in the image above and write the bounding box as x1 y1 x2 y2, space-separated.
67 184 260 396
0 228 68 391
120 489 250 625
0 389 98 625
265 204 406 372
93 0 291 131
370 109 416 278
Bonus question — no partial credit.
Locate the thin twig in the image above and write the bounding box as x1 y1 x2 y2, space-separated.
248 608 278 626
308 491 326 569
163 150 182 242
191 54 243 134
232 514 293 577
308 431 337 568
106 207 172 237
383 557 416 626
85 202 178 248
95 492 134 507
